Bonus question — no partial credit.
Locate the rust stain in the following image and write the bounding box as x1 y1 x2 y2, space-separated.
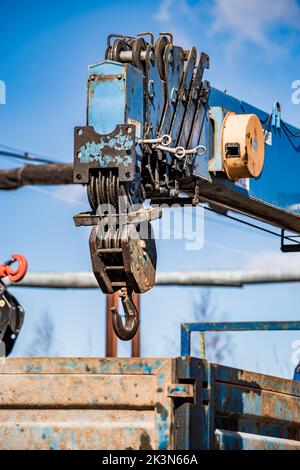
0 358 174 450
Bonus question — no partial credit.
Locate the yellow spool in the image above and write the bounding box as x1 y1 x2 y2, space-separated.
221 112 265 181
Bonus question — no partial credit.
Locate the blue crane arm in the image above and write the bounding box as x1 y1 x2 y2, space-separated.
72 34 300 340
189 87 300 232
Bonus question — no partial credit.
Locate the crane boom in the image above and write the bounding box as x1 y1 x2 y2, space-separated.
73 32 300 339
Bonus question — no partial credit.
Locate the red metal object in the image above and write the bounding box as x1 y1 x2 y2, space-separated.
0 254 28 282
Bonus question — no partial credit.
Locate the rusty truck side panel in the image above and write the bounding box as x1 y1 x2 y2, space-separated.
0 357 300 450
0 358 177 450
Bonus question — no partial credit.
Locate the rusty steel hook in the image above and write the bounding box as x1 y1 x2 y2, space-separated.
111 288 140 341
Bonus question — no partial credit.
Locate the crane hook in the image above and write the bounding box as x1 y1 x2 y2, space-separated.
111 288 140 341
0 254 28 282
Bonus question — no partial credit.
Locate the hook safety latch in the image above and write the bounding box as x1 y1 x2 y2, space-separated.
111 288 140 341
0 254 28 282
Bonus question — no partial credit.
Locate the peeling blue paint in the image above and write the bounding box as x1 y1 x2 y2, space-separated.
79 129 133 166
156 405 169 450
25 363 42 373
158 373 165 388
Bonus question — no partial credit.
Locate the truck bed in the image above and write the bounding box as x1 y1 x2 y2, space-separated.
0 357 299 450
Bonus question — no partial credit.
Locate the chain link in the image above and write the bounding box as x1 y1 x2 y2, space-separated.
138 134 171 146
139 134 206 160
156 143 206 160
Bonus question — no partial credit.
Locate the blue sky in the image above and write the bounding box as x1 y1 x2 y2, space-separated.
1 0 300 378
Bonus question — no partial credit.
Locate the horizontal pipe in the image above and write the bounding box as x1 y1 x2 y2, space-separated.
118 50 147 62
0 163 74 189
5 269 300 289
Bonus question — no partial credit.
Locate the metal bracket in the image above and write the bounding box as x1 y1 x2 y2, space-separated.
73 207 162 227
73 124 136 183
281 229 300 252
272 101 281 129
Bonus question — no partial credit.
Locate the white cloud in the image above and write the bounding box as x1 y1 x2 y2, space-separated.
210 0 300 51
29 184 86 207
245 249 300 270
152 0 196 49
153 0 300 56
154 0 200 25
153 0 175 22
54 185 86 206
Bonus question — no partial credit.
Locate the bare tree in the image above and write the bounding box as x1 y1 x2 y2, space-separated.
26 311 58 357
191 289 234 364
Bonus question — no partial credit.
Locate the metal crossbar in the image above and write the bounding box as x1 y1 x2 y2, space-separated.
180 321 300 356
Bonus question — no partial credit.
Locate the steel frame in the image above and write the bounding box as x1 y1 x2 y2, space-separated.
180 321 300 356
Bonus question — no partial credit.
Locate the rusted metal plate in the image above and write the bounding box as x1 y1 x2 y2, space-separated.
122 222 157 293
0 374 156 408
73 207 162 227
212 363 300 397
73 124 135 184
0 410 155 450
215 429 300 450
211 362 300 446
1 357 300 450
0 358 175 450
215 383 300 424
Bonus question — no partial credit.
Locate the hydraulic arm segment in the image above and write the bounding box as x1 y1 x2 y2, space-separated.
74 32 300 340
